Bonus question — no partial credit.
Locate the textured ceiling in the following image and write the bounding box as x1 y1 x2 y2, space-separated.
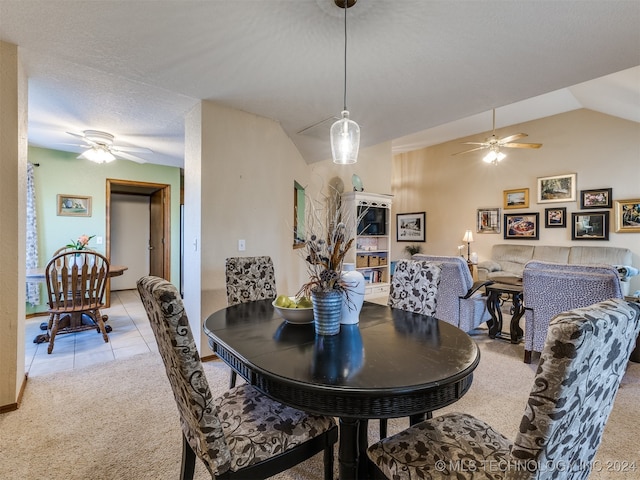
1 0 639 168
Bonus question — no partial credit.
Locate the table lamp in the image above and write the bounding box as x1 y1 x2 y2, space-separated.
462 230 474 272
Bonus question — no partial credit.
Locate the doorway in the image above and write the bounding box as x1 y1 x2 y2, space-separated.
106 179 171 297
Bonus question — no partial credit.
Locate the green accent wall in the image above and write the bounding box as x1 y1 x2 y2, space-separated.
27 146 181 314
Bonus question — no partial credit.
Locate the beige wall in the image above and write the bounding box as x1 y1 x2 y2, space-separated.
0 41 27 409
391 109 640 292
183 100 392 351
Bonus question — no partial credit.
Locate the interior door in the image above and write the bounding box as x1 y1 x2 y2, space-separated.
149 189 165 278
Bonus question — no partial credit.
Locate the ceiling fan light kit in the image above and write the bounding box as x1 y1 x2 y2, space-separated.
454 109 542 164
79 146 116 164
331 0 360 165
67 129 151 164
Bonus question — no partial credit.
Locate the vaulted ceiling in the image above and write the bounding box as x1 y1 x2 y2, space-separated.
1 0 638 168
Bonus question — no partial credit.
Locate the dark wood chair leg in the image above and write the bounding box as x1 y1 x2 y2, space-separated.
379 419 387 439
180 433 196 480
229 371 237 388
323 442 334 480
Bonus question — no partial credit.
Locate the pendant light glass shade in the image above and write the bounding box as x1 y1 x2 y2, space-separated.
331 110 360 165
331 0 359 164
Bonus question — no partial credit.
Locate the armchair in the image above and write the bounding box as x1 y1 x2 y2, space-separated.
367 298 640 480
412 255 493 331
522 260 623 363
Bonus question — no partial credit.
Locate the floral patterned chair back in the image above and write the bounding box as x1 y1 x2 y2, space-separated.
510 298 640 476
225 256 277 306
388 259 441 316
367 298 640 480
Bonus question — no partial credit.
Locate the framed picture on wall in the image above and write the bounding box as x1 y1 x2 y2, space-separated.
476 207 501 234
396 212 426 242
614 199 640 233
537 173 577 203
57 194 92 217
503 188 529 209
544 207 566 228
580 188 612 209
504 213 539 240
571 211 609 240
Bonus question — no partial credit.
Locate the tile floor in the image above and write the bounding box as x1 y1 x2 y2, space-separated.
25 289 157 377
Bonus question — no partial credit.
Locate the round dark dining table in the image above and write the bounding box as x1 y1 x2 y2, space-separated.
204 299 480 480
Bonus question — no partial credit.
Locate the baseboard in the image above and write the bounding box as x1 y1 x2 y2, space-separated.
201 354 220 363
0 373 28 414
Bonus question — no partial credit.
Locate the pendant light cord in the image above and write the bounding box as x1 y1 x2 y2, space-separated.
342 0 348 111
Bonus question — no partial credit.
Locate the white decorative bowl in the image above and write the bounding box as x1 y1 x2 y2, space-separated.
272 298 314 324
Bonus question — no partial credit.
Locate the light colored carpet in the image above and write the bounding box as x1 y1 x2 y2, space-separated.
1 329 638 480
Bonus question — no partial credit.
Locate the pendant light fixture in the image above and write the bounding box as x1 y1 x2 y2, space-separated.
330 0 360 165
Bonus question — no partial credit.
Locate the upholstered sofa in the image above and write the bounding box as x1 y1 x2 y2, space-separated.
477 244 634 294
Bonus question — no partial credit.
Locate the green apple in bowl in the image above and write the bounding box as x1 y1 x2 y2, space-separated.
272 295 314 324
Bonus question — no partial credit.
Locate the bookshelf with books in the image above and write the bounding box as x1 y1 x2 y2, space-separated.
342 191 393 299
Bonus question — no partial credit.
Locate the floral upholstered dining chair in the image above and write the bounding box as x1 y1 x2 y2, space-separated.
137 276 338 480
224 256 277 387
387 259 441 316
225 256 277 306
367 298 640 480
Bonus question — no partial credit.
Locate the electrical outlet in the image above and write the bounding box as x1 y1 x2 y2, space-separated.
95 236 103 245
238 239 246 251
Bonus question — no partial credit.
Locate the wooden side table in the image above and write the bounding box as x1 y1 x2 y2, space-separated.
486 283 524 343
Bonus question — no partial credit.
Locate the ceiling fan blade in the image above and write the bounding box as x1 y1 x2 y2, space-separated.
461 141 489 146
503 142 543 149
452 146 488 156
66 131 86 139
112 150 148 163
59 142 90 148
112 145 153 154
499 133 527 144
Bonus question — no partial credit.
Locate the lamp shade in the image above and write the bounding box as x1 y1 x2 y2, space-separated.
462 230 474 243
331 110 360 165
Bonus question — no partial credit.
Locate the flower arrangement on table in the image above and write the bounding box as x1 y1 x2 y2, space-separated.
66 234 95 251
298 191 358 298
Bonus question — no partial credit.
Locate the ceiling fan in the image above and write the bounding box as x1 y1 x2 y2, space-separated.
453 109 542 164
65 130 152 164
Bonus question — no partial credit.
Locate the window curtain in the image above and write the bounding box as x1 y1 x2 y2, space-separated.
26 162 40 305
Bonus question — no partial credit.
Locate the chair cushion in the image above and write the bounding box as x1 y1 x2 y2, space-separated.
215 384 336 472
367 412 513 480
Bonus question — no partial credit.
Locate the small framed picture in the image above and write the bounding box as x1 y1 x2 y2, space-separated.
571 211 609 240
503 188 529 210
537 173 577 204
614 199 640 233
476 207 501 234
57 194 92 217
544 207 566 228
580 188 612 209
504 213 539 240
396 212 426 242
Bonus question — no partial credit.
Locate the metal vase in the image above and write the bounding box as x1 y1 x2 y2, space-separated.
311 290 342 336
